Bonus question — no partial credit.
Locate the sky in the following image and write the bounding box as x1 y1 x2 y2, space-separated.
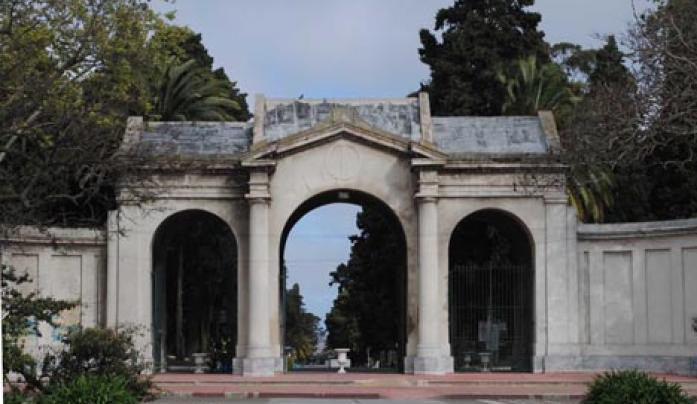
152 0 654 320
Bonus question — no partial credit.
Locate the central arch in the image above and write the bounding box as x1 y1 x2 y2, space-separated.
279 189 408 372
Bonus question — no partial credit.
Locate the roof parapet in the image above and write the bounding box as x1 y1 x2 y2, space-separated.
538 110 561 155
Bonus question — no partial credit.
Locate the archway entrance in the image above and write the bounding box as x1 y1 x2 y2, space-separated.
280 190 407 372
448 209 534 372
152 210 237 372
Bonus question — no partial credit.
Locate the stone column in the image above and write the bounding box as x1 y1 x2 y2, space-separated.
242 164 276 376
106 210 119 328
417 197 440 356
412 165 453 374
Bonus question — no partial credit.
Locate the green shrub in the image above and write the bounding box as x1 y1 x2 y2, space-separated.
3 391 30 404
583 370 695 404
41 327 152 400
39 375 137 404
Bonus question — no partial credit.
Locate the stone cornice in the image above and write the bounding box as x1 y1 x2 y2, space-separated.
578 218 697 240
1 226 106 247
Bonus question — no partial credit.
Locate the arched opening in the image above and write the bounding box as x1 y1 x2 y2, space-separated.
280 189 407 372
448 209 534 372
152 210 237 373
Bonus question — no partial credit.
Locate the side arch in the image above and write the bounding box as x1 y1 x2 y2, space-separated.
447 208 536 372
151 209 239 372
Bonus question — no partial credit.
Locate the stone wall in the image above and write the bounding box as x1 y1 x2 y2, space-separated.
1 227 106 358
571 218 697 374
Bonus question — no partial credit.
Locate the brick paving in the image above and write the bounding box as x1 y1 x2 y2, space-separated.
151 372 697 400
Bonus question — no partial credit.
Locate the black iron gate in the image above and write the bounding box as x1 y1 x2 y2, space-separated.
449 263 533 372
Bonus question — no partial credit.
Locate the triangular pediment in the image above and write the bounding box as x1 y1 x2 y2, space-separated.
250 106 445 160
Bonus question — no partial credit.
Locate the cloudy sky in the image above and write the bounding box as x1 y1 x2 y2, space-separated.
153 0 653 320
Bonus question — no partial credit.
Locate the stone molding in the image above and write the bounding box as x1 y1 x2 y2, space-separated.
578 217 697 240
1 226 105 247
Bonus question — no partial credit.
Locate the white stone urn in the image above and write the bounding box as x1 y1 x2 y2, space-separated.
192 353 209 374
335 348 350 374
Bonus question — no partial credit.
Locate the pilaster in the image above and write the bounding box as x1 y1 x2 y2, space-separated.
412 162 453 374
240 160 276 376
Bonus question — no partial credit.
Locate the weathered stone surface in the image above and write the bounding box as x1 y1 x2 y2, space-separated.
263 98 421 141
138 122 252 156
432 116 549 155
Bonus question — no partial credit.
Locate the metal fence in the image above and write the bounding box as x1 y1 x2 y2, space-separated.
449 263 533 372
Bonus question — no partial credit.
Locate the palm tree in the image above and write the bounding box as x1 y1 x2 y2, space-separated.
498 56 580 116
152 59 240 121
566 165 614 223
499 57 613 223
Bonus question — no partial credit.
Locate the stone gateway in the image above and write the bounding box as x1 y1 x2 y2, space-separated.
3 93 696 376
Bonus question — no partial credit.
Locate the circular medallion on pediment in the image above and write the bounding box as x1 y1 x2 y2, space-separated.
325 142 360 182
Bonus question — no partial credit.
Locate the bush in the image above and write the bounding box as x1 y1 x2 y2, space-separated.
39 375 137 404
41 327 152 400
583 370 695 404
3 392 30 404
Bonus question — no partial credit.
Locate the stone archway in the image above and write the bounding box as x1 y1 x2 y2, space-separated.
278 189 408 372
152 210 238 372
448 209 535 372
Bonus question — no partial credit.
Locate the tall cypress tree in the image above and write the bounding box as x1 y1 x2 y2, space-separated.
419 0 549 116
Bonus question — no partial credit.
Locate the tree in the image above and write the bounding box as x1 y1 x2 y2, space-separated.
589 35 632 90
284 283 320 362
2 264 76 392
151 59 241 121
498 56 580 117
0 1 251 232
636 0 697 219
0 0 167 230
561 1 697 221
418 0 549 116
149 25 251 121
325 206 405 367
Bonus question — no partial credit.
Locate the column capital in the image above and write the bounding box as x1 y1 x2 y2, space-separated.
415 194 438 202
543 192 568 205
244 160 274 202
415 167 440 201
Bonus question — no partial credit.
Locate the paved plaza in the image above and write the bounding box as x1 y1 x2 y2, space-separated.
153 399 579 404
151 371 697 401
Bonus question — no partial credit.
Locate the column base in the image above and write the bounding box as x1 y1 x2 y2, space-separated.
232 357 243 375
412 355 454 375
241 357 277 376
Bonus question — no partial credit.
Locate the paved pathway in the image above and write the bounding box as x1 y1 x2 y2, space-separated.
153 399 579 404
151 372 697 401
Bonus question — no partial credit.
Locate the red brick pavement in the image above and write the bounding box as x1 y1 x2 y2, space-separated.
151 372 697 400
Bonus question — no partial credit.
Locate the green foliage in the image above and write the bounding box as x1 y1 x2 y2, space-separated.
583 370 695 404
325 205 405 366
148 25 250 121
567 166 615 223
2 264 77 392
3 392 30 404
1 0 250 229
150 59 240 121
498 56 580 117
41 327 152 400
285 283 320 362
39 375 137 404
0 0 165 228
589 35 632 90
419 0 549 116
